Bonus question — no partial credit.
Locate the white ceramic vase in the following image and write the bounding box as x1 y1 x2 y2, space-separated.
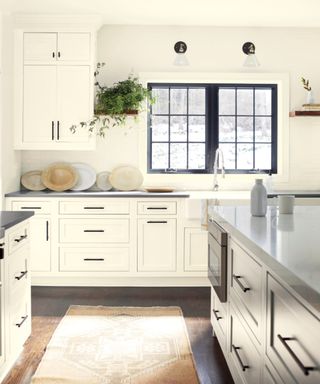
306 90 315 104
251 179 267 217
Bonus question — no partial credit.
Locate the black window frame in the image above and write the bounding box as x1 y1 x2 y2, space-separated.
147 82 278 174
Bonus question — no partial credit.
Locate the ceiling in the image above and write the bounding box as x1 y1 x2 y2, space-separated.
1 0 320 27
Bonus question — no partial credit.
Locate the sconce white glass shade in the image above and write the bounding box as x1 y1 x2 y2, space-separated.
243 53 260 67
173 53 189 66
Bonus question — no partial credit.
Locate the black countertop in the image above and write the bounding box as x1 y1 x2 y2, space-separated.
0 211 34 237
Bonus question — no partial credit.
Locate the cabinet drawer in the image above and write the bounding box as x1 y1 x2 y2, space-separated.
59 219 129 243
266 275 320 384
59 200 129 215
230 239 263 342
59 247 130 272
211 287 228 352
8 246 29 296
11 201 52 215
8 223 29 254
229 305 261 384
9 295 31 355
137 201 176 215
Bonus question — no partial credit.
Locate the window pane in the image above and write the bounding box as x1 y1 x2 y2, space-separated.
219 144 235 169
237 89 253 115
189 88 205 114
219 89 235 115
170 88 187 114
189 116 205 141
237 144 253 169
255 89 272 115
170 116 187 141
188 143 205 169
255 117 271 142
152 143 168 169
152 88 169 114
170 143 187 169
219 116 235 142
151 116 168 142
255 144 272 169
237 117 253 142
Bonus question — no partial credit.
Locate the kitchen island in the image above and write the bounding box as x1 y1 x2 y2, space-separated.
208 205 320 384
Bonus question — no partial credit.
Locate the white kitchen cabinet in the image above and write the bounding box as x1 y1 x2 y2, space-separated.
23 32 91 63
0 220 32 382
229 304 262 384
184 227 207 271
266 275 320 384
14 19 98 150
10 201 52 273
22 65 92 147
211 287 228 354
137 218 177 272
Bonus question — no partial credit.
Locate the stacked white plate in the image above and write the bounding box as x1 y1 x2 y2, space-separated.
109 166 143 191
96 171 112 191
70 163 96 191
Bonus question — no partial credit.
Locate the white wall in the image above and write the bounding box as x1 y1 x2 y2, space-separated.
20 25 320 191
1 14 21 203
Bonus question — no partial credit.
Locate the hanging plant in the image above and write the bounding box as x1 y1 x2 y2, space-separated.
70 63 154 137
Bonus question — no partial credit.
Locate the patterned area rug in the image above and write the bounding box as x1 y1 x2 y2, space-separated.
31 306 200 384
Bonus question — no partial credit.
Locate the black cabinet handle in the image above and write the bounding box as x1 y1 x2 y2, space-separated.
58 51 61 58
147 207 168 210
83 229 105 233
83 258 105 261
51 121 55 140
84 207 105 210
14 234 28 243
16 315 28 328
46 220 49 241
147 221 168 224
233 275 251 292
52 52 55 58
15 270 28 280
232 345 249 372
21 206 41 210
277 334 315 376
57 121 60 140
213 309 222 321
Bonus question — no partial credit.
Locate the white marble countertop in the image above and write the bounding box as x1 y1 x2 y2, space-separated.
208 205 320 314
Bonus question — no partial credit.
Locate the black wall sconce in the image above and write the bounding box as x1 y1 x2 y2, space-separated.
173 41 189 66
242 42 260 67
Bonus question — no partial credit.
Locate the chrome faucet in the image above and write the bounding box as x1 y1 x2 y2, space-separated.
213 148 225 191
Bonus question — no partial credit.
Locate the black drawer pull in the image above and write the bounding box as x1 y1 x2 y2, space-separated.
57 121 60 140
147 221 168 224
233 275 251 292
83 229 105 233
84 207 105 210
21 206 41 209
232 345 249 372
52 121 55 140
46 220 49 241
277 334 315 376
147 207 168 210
83 258 105 261
213 309 222 321
16 315 28 328
14 234 28 243
15 270 28 280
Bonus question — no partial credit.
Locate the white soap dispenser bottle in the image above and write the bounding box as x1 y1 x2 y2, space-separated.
251 179 267 217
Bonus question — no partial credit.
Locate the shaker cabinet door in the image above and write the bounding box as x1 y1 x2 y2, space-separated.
57 33 91 62
24 32 57 62
23 65 57 143
56 65 92 143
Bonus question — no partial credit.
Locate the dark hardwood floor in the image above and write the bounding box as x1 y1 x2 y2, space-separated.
3 287 234 384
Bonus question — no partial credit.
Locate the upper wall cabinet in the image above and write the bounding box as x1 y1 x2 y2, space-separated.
24 33 91 63
14 16 101 150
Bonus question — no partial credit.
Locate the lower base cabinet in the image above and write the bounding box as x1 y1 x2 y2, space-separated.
229 304 261 384
29 216 51 272
137 218 177 272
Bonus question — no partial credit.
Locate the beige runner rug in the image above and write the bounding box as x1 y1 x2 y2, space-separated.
31 306 200 384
